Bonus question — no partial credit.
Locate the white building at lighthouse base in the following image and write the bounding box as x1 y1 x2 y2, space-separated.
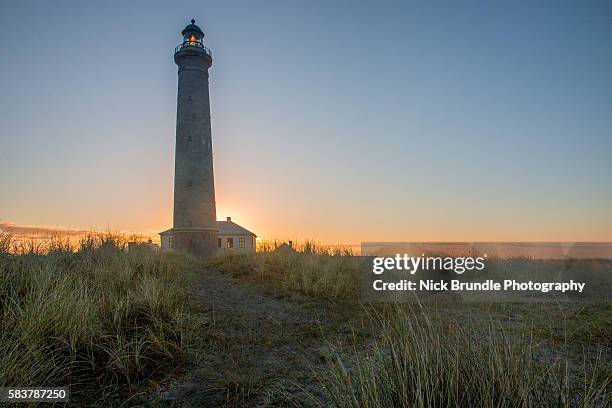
160 217 256 254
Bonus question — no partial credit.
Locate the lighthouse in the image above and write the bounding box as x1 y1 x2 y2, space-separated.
170 19 217 256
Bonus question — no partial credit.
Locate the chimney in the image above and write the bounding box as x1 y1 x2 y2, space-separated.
288 240 293 248
226 217 231 222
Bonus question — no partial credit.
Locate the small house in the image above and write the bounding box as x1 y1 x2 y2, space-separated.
160 217 256 254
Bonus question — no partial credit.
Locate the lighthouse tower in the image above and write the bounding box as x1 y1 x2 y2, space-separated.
171 19 217 256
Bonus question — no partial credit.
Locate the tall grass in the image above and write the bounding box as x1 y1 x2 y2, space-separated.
210 246 610 406
208 241 359 299
256 239 356 255
0 232 196 400
320 304 611 407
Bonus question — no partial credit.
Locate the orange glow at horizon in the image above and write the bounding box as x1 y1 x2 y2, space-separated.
3 207 612 250
4 171 612 246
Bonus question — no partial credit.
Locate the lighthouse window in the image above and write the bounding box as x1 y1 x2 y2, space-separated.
187 135 192 142
239 237 245 248
186 180 192 189
227 238 234 249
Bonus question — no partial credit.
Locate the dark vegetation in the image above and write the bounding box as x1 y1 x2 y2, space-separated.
1 235 609 406
0 233 196 405
209 242 611 407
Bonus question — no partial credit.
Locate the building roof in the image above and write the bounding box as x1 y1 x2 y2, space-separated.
181 19 205 39
217 220 256 236
159 219 256 237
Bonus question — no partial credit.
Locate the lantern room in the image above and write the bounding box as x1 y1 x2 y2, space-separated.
181 19 205 46
174 18 212 66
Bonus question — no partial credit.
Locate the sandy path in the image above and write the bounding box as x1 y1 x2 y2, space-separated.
148 269 335 407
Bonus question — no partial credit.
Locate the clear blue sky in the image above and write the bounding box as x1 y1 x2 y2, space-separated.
1 0 611 242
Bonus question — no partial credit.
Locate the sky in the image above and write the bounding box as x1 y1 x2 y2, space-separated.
0 0 611 244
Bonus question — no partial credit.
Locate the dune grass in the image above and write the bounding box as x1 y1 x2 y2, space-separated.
0 232 197 402
317 304 610 407
208 241 359 300
3 234 607 406
210 244 611 407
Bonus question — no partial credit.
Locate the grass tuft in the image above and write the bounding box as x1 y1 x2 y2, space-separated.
208 248 359 300
0 232 196 401
319 304 611 407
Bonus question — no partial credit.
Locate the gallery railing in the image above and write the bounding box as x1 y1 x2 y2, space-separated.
174 41 212 57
